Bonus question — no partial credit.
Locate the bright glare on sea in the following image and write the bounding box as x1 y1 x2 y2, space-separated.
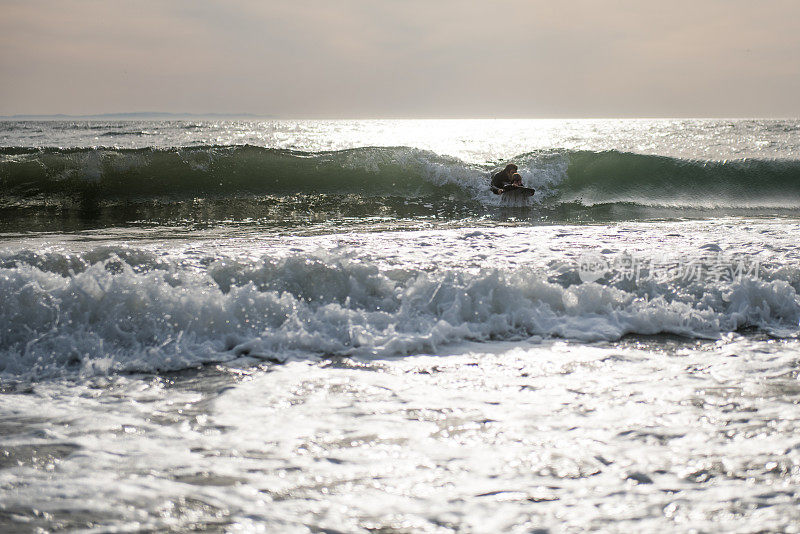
1 119 800 532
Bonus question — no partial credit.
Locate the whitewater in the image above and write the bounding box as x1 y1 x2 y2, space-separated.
2 119 800 532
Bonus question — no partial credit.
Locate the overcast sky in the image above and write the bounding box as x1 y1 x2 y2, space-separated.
1 0 798 117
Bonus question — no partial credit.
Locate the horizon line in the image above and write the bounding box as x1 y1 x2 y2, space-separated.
1 112 798 121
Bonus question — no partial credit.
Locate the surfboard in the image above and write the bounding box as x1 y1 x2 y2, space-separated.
501 186 535 198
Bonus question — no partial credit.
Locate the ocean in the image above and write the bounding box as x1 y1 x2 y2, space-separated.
1 119 800 532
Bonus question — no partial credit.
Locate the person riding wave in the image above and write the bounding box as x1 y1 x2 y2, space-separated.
490 163 518 194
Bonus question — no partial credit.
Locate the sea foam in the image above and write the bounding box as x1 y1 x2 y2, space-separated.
1 247 798 379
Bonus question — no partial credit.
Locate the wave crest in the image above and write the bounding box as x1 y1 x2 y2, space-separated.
2 146 800 216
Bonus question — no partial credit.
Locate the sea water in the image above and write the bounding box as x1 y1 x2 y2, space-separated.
1 119 800 532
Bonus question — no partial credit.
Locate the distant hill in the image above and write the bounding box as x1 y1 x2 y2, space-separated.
0 112 274 120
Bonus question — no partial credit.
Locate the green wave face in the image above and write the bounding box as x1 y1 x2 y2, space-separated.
2 146 800 231
557 150 800 208
0 145 479 198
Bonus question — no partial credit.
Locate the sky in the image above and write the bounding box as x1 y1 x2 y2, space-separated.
1 0 798 118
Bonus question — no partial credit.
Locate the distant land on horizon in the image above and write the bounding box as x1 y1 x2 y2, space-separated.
0 112 274 121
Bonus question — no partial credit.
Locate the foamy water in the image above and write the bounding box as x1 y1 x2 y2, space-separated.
1 120 800 531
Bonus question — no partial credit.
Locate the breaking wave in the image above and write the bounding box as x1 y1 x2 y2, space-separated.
2 146 800 221
1 246 798 379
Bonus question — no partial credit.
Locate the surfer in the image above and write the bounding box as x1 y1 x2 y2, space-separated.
490 163 518 194
490 165 536 199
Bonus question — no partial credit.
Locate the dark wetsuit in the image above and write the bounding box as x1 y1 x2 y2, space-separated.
490 170 514 194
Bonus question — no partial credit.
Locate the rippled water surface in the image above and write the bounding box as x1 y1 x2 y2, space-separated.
2 120 800 532
3 334 800 532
